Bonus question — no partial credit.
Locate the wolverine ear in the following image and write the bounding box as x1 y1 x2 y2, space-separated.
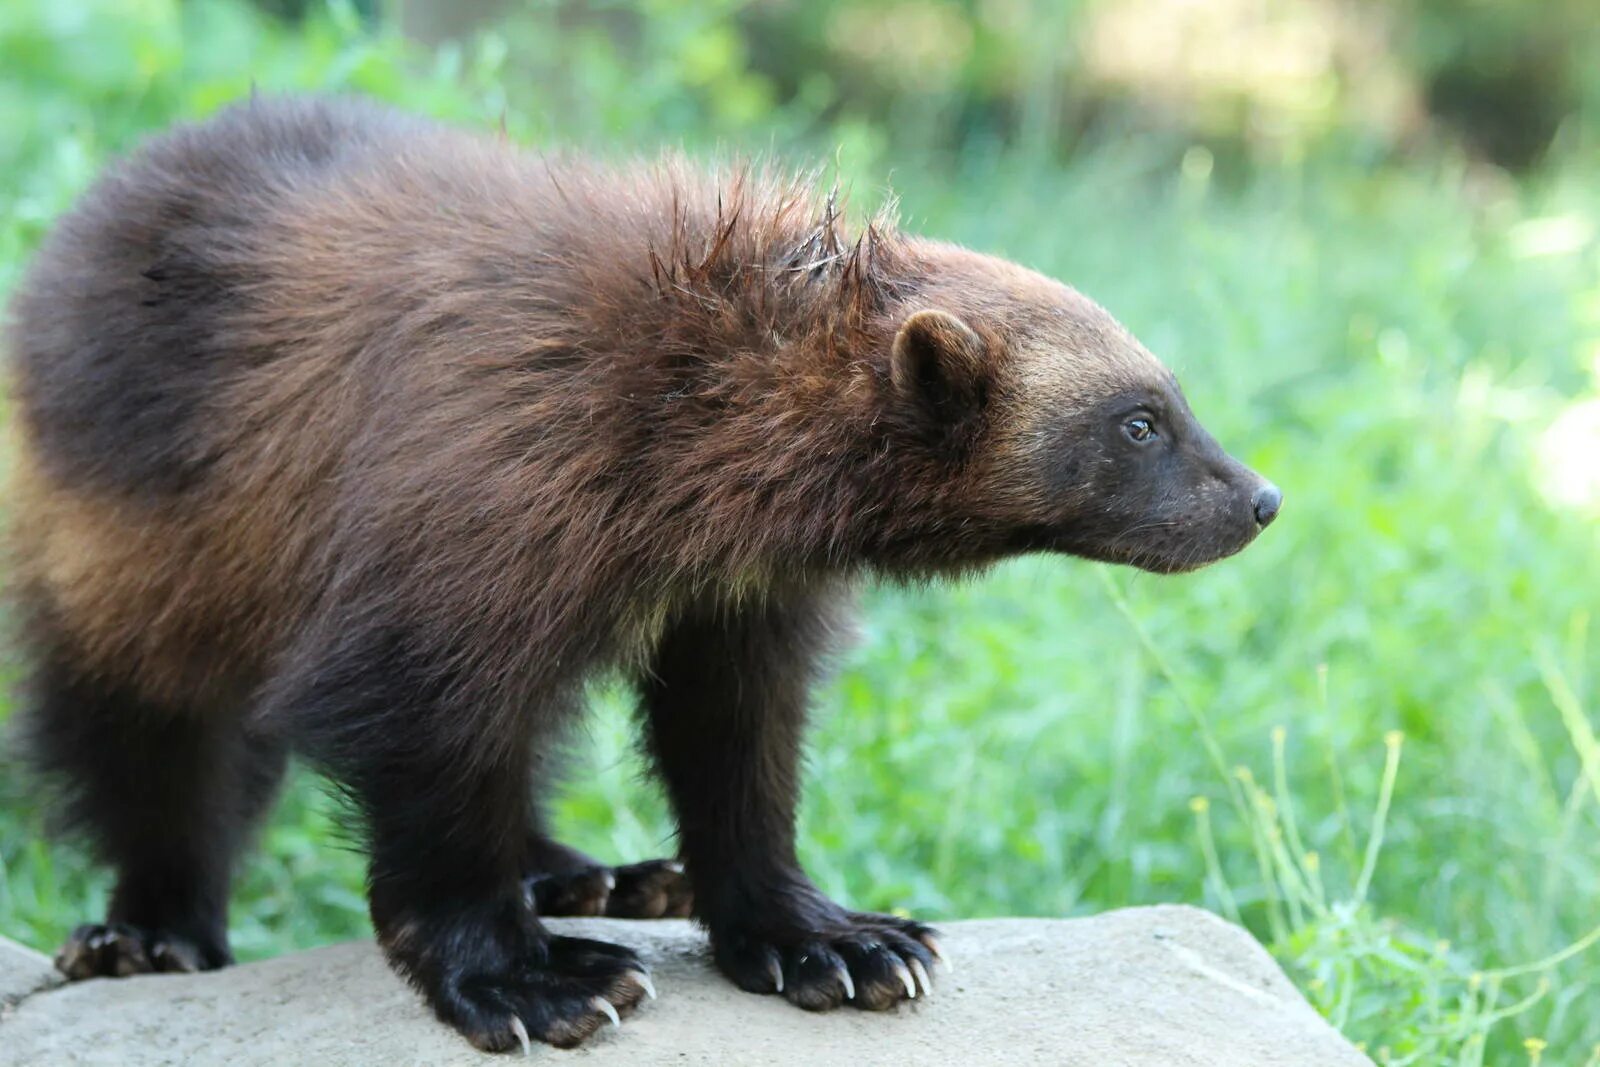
890 309 988 422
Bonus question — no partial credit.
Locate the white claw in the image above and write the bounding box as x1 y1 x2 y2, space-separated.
634 970 657 1000
603 871 617 891
836 964 856 1001
908 957 932 997
893 959 917 999
921 934 952 974
591 996 621 1029
508 1015 532 1057
665 860 685 874
768 955 785 993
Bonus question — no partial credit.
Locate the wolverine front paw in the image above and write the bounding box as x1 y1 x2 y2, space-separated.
712 910 945 1012
379 896 656 1053
55 922 230 980
436 935 655 1052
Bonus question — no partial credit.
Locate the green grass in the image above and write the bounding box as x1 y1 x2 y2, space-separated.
2 2 1599 1063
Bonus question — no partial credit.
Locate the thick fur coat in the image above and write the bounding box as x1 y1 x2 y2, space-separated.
5 97 1278 1051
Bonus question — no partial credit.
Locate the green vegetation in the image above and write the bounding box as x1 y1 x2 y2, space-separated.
2 2 1598 1063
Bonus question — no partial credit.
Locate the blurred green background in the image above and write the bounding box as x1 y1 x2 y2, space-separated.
3 0 1599 1062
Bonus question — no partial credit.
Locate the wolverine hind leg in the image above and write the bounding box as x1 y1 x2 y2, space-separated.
519 722 691 919
21 625 285 979
523 828 692 919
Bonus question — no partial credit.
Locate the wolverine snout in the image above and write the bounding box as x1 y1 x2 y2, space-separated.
1251 482 1282 528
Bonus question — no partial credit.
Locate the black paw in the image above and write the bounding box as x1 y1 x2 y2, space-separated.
55 922 230 980
381 895 656 1053
442 935 655 1052
607 859 694 918
713 910 945 1012
526 865 614 917
526 858 693 919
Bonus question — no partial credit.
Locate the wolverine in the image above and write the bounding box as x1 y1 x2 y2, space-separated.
4 97 1281 1052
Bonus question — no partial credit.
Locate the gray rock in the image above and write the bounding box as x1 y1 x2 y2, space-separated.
0 938 61 1016
0 905 1370 1066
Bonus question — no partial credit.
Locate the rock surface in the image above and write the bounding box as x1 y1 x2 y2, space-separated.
0 938 60 1014
0 905 1370 1066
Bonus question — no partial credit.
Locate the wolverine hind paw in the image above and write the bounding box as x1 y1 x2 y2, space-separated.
525 858 692 919
55 922 229 980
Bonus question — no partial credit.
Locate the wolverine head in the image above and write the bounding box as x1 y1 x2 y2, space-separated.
882 243 1279 574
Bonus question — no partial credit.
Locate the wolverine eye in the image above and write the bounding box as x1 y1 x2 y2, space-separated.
1124 416 1157 443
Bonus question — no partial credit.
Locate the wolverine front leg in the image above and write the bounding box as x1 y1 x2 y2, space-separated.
274 625 653 1052
642 591 941 1011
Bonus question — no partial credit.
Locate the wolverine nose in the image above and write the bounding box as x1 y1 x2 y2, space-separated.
1252 483 1283 528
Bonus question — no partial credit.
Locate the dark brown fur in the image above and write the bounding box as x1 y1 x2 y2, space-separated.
5 97 1278 1051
